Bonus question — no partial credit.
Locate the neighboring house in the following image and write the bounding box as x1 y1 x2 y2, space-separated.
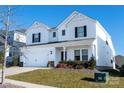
20 11 116 69
0 30 5 45
0 29 26 64
0 30 9 59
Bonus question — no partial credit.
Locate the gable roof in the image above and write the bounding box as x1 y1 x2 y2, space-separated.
57 11 96 28
25 11 111 38
56 11 111 38
25 21 50 33
26 11 97 32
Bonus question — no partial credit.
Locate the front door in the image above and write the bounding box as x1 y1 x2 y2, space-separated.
61 51 67 61
61 51 64 61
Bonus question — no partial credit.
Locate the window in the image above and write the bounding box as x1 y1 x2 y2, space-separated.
62 30 65 36
106 40 109 46
111 59 113 64
75 26 87 38
74 50 80 61
32 33 41 43
9 52 12 57
53 32 56 38
82 49 88 61
50 51 52 54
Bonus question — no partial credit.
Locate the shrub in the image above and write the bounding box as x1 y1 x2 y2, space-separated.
56 64 60 68
56 60 84 69
56 61 67 68
66 60 74 68
88 56 96 69
73 61 84 69
67 60 74 65
56 63 67 68
74 64 83 69
59 60 67 64
47 61 54 67
83 62 89 69
56 60 89 69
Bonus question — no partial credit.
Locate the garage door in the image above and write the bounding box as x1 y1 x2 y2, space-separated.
23 47 49 67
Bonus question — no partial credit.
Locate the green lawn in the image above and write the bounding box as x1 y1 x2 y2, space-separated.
7 69 124 88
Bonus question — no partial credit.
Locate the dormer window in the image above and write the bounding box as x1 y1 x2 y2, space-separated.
75 25 87 38
62 30 65 36
32 33 41 43
53 32 56 38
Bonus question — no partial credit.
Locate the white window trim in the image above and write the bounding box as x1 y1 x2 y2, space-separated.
62 30 66 36
53 32 57 38
82 48 88 61
74 48 88 61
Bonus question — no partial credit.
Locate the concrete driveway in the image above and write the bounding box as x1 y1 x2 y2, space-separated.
0 67 40 76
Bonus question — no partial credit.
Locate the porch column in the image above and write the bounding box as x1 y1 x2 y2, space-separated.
92 44 98 60
92 44 94 56
63 47 66 61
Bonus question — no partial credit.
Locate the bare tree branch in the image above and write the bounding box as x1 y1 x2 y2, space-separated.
0 5 23 84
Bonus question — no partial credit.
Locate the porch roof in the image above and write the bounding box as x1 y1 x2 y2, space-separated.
26 38 95 48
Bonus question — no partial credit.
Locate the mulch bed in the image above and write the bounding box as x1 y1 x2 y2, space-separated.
0 83 25 88
54 68 100 73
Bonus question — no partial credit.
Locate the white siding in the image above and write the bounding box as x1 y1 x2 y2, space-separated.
57 14 96 41
14 33 26 43
26 22 49 45
48 31 58 42
96 23 115 67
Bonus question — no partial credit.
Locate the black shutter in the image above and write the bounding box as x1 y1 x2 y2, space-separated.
54 32 56 37
32 34 34 43
84 26 87 37
65 51 67 61
38 33 41 42
75 27 78 38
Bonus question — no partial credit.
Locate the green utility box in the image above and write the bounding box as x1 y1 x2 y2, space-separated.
94 72 109 83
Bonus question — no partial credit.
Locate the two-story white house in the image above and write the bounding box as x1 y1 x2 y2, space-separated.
20 11 116 69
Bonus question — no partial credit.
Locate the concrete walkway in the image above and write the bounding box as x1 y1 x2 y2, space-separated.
6 79 56 88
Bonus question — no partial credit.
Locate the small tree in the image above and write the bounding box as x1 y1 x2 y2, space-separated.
0 51 4 63
0 6 22 84
89 56 96 69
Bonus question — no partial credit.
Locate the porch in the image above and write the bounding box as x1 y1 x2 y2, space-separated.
53 38 96 65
